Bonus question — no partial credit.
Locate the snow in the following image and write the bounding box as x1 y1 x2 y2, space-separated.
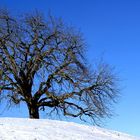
0 118 139 140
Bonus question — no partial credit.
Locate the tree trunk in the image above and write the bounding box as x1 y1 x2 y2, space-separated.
28 104 39 119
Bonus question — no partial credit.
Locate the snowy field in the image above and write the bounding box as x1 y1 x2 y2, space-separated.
0 118 139 140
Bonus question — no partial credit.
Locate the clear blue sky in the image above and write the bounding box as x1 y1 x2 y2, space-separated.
0 0 140 137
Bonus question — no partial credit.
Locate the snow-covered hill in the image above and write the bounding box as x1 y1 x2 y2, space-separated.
0 118 139 140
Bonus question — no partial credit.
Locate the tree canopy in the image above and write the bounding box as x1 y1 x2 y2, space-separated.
0 9 119 124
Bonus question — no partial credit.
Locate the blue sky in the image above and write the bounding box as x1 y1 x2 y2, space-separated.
0 0 140 137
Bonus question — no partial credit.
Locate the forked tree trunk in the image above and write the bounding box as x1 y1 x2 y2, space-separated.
27 104 39 119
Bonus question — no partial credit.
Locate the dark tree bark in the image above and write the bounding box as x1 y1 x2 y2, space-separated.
27 103 39 119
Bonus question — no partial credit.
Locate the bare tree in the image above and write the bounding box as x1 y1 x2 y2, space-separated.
0 9 119 123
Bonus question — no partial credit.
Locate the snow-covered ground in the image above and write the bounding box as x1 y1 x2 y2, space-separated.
0 118 139 140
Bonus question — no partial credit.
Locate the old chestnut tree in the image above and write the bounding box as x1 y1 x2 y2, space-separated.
0 10 119 123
